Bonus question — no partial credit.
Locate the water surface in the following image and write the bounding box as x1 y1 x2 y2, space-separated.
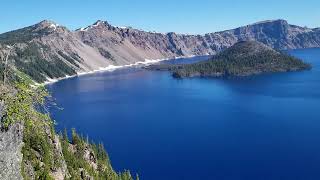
49 49 320 180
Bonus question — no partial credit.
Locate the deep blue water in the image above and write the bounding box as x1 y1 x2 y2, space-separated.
48 49 320 180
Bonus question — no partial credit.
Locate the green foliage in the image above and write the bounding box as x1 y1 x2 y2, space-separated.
0 24 51 44
172 41 311 77
13 43 76 83
57 51 80 68
61 128 134 180
0 78 49 129
0 22 79 83
0 74 59 179
22 117 57 180
0 69 136 180
98 48 115 61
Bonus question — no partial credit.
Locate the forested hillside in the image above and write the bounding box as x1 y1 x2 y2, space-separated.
0 68 137 179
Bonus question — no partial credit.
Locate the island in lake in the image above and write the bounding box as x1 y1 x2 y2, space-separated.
147 41 312 78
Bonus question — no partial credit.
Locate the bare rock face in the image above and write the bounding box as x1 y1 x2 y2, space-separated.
0 101 3 119
0 19 320 83
207 19 320 50
50 135 70 180
83 146 98 170
73 19 320 68
0 123 24 180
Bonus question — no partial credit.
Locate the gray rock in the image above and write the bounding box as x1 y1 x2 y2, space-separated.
0 123 24 180
51 135 70 180
0 101 3 120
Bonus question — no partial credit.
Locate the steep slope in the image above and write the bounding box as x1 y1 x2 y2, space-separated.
209 19 320 49
171 41 311 78
0 80 136 180
0 20 110 82
0 19 319 83
75 20 214 64
0 122 23 180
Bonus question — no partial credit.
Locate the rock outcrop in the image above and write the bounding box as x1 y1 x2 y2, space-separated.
0 123 24 180
0 100 23 180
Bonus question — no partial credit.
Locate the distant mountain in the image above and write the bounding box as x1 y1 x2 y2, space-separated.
0 19 319 82
210 19 320 50
171 41 311 78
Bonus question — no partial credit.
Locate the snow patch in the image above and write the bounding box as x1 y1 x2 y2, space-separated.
92 21 102 27
41 54 196 86
78 21 106 32
79 27 89 32
49 23 59 30
42 75 76 85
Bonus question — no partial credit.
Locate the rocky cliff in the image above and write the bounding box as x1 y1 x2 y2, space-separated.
0 89 24 180
209 20 320 50
0 122 24 180
0 19 319 82
0 82 135 180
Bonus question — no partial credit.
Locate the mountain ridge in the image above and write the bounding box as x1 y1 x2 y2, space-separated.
0 19 319 82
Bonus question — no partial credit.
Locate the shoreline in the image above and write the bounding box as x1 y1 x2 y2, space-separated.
39 55 197 86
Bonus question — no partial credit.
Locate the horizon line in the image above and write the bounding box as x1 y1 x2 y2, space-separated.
0 18 318 36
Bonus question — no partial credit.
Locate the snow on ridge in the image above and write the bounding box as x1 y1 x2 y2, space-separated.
79 27 89 32
77 21 107 32
92 20 105 27
148 30 166 35
49 23 59 30
92 23 100 27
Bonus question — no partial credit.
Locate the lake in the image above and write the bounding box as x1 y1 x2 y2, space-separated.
48 49 320 180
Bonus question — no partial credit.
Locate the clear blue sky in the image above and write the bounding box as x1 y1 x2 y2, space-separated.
1 0 319 34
